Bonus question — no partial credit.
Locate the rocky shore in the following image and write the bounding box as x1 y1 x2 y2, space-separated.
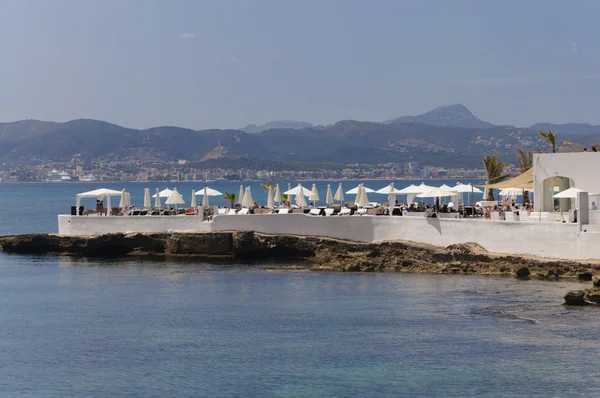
2 232 600 281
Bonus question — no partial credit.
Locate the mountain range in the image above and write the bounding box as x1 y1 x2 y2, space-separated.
2 104 600 169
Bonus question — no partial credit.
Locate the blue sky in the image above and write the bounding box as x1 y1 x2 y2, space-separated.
0 0 599 129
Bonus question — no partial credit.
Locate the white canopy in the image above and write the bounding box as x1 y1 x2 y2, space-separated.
325 184 334 206
416 187 456 198
295 184 308 207
553 187 584 199
453 183 483 194
439 184 454 191
152 188 173 198
165 188 185 205
397 184 423 194
376 183 403 194
75 188 123 215
284 185 311 197
76 188 123 198
346 185 375 194
334 183 344 202
196 187 223 196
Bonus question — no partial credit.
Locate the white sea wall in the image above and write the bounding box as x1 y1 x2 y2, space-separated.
57 214 600 260
58 215 211 236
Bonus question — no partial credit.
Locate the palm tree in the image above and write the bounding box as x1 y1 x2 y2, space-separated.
223 192 237 208
482 153 510 201
260 179 272 191
516 148 533 203
538 129 558 153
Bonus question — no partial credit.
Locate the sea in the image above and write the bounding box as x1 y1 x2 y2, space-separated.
1 180 598 397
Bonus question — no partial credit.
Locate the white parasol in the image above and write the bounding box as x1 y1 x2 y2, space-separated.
325 184 334 206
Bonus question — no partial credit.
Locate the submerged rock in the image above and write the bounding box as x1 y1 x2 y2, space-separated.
516 267 530 278
564 290 588 306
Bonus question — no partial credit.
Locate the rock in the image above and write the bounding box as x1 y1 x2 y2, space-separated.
593 276 600 287
578 272 593 281
584 288 600 305
564 290 588 306
516 267 530 278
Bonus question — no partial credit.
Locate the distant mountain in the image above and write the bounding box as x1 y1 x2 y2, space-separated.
385 104 496 129
529 122 600 136
241 120 313 134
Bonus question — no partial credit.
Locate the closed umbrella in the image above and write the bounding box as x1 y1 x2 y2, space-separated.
295 184 308 208
238 185 245 207
241 187 253 207
267 185 275 209
387 183 396 216
165 187 185 213
325 184 334 206
143 188 151 209
154 188 161 208
309 183 320 206
191 189 197 208
334 183 344 204
357 185 370 208
202 187 209 209
274 183 282 204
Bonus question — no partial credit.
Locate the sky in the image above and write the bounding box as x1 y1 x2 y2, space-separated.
1 0 600 130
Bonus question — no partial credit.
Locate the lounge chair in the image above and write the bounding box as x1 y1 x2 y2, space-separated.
238 208 249 215
356 208 367 215
308 208 322 216
339 208 351 216
278 208 290 214
324 208 334 216
218 208 227 215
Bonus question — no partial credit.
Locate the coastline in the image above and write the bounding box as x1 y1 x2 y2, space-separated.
1 231 598 280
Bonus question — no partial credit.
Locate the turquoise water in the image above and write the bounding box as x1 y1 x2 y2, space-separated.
0 254 598 397
0 179 484 235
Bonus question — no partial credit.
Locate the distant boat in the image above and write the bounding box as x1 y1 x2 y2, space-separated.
46 169 72 182
80 174 97 182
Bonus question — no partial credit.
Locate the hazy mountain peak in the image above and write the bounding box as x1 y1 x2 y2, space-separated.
241 120 313 133
385 103 495 129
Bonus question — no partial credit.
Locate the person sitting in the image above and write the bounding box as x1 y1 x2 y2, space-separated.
308 202 314 208
127 206 137 216
251 202 259 210
234 202 242 210
592 201 598 210
491 205 500 212
408 203 417 212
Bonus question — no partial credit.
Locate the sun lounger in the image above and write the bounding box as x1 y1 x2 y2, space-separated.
277 208 290 214
356 208 367 215
308 208 322 216
339 208 351 216
324 208 334 216
238 208 249 215
217 208 227 215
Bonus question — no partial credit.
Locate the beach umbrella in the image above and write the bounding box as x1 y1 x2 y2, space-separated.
453 183 483 206
143 188 151 209
202 187 209 209
499 187 524 197
165 187 185 213
386 183 396 215
119 189 127 208
152 188 173 198
309 183 320 206
357 184 370 208
242 187 254 208
154 188 161 208
267 185 275 209
553 187 585 199
284 185 312 196
325 184 334 206
376 183 402 194
190 189 197 208
416 187 455 198
274 183 282 204
346 185 375 194
334 183 344 204
295 184 308 208
238 185 245 206
287 183 293 206
196 187 223 196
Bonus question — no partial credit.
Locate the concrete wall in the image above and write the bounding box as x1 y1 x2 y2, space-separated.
58 215 211 236
211 214 596 260
58 213 600 260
